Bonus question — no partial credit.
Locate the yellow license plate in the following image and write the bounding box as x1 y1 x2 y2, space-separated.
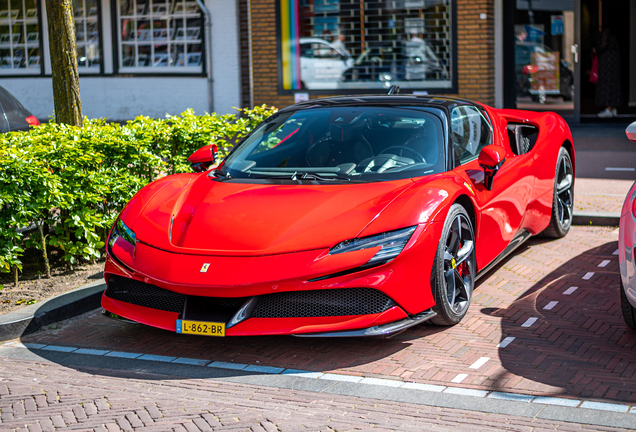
177 319 225 337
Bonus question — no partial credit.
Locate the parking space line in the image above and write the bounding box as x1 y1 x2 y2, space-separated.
582 272 595 280
521 317 538 328
451 374 468 383
598 260 610 267
496 336 515 348
543 301 559 310
469 357 490 369
605 167 635 171
563 286 578 295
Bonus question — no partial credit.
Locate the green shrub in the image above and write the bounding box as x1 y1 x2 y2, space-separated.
0 105 277 280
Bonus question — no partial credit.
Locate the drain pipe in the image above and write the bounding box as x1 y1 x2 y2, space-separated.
195 0 214 113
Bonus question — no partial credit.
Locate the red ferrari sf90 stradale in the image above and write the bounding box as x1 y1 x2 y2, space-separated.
102 95 575 337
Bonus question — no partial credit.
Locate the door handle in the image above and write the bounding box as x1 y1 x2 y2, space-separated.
570 44 579 63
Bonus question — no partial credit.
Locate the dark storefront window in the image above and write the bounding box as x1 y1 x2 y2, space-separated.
278 0 455 93
0 0 41 74
117 0 203 72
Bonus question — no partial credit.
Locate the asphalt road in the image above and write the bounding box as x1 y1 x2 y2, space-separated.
572 124 636 181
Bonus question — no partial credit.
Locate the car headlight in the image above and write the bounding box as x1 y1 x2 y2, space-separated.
329 226 417 264
108 219 137 249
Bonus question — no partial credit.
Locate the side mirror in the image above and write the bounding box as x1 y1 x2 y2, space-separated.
478 145 506 191
188 144 217 172
626 122 636 143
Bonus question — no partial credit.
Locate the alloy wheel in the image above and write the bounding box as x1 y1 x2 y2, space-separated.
442 214 475 315
555 155 574 230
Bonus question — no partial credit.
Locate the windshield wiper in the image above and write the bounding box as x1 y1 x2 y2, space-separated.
248 171 352 182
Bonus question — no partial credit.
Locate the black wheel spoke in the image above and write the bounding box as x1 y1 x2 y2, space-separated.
445 268 456 306
454 269 469 302
447 217 460 255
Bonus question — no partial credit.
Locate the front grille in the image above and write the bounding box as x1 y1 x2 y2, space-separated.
252 288 396 318
106 276 186 313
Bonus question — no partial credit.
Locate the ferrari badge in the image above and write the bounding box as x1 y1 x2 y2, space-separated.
200 263 210 273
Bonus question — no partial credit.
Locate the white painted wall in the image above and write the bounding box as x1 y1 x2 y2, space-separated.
1 0 242 121
208 0 242 114
1 77 209 121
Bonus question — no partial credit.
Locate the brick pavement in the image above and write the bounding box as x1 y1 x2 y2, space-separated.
0 356 633 432
19 226 636 405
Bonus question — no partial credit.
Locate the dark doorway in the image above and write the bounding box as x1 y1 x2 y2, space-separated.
580 0 635 120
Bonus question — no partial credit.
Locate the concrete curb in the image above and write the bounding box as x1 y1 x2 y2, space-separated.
0 280 105 342
572 212 620 227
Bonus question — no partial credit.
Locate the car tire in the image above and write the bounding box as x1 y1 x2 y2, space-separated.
542 147 574 238
620 279 636 330
430 204 476 326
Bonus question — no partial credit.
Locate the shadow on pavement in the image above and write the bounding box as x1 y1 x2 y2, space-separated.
482 241 636 403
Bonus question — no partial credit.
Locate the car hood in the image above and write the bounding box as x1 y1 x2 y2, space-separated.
126 174 415 256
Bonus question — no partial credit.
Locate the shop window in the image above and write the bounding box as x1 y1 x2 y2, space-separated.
0 0 41 74
117 0 203 73
278 0 455 92
74 0 101 72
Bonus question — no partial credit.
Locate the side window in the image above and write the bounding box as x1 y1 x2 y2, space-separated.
451 105 492 166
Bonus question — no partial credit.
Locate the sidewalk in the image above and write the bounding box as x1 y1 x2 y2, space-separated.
571 123 635 224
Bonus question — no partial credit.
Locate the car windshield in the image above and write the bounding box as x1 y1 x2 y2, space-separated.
218 106 446 182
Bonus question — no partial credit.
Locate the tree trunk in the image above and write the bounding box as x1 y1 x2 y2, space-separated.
12 265 18 287
37 222 51 279
46 0 82 126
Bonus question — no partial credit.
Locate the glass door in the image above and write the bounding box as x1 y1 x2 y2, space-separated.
512 0 577 119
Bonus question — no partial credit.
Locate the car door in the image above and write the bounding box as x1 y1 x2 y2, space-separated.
450 104 535 270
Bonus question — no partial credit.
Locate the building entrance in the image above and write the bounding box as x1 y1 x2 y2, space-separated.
580 0 635 119
508 0 577 119
504 0 636 122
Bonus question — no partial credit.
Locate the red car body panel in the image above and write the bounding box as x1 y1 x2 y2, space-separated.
102 98 574 337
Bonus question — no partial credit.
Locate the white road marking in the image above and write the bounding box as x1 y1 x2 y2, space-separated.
605 167 635 171
469 357 490 369
521 317 538 328
598 260 610 267
613 249 619 256
563 286 578 295
544 301 559 310
582 272 595 280
496 337 516 348
451 374 468 383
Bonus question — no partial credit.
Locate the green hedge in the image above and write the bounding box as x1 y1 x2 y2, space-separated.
0 105 277 280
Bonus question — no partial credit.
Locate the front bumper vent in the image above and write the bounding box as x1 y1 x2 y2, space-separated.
252 288 396 318
105 276 397 320
106 276 186 313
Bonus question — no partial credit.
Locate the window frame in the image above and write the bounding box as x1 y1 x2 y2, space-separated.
275 0 458 95
114 0 205 75
450 103 494 167
0 0 45 76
